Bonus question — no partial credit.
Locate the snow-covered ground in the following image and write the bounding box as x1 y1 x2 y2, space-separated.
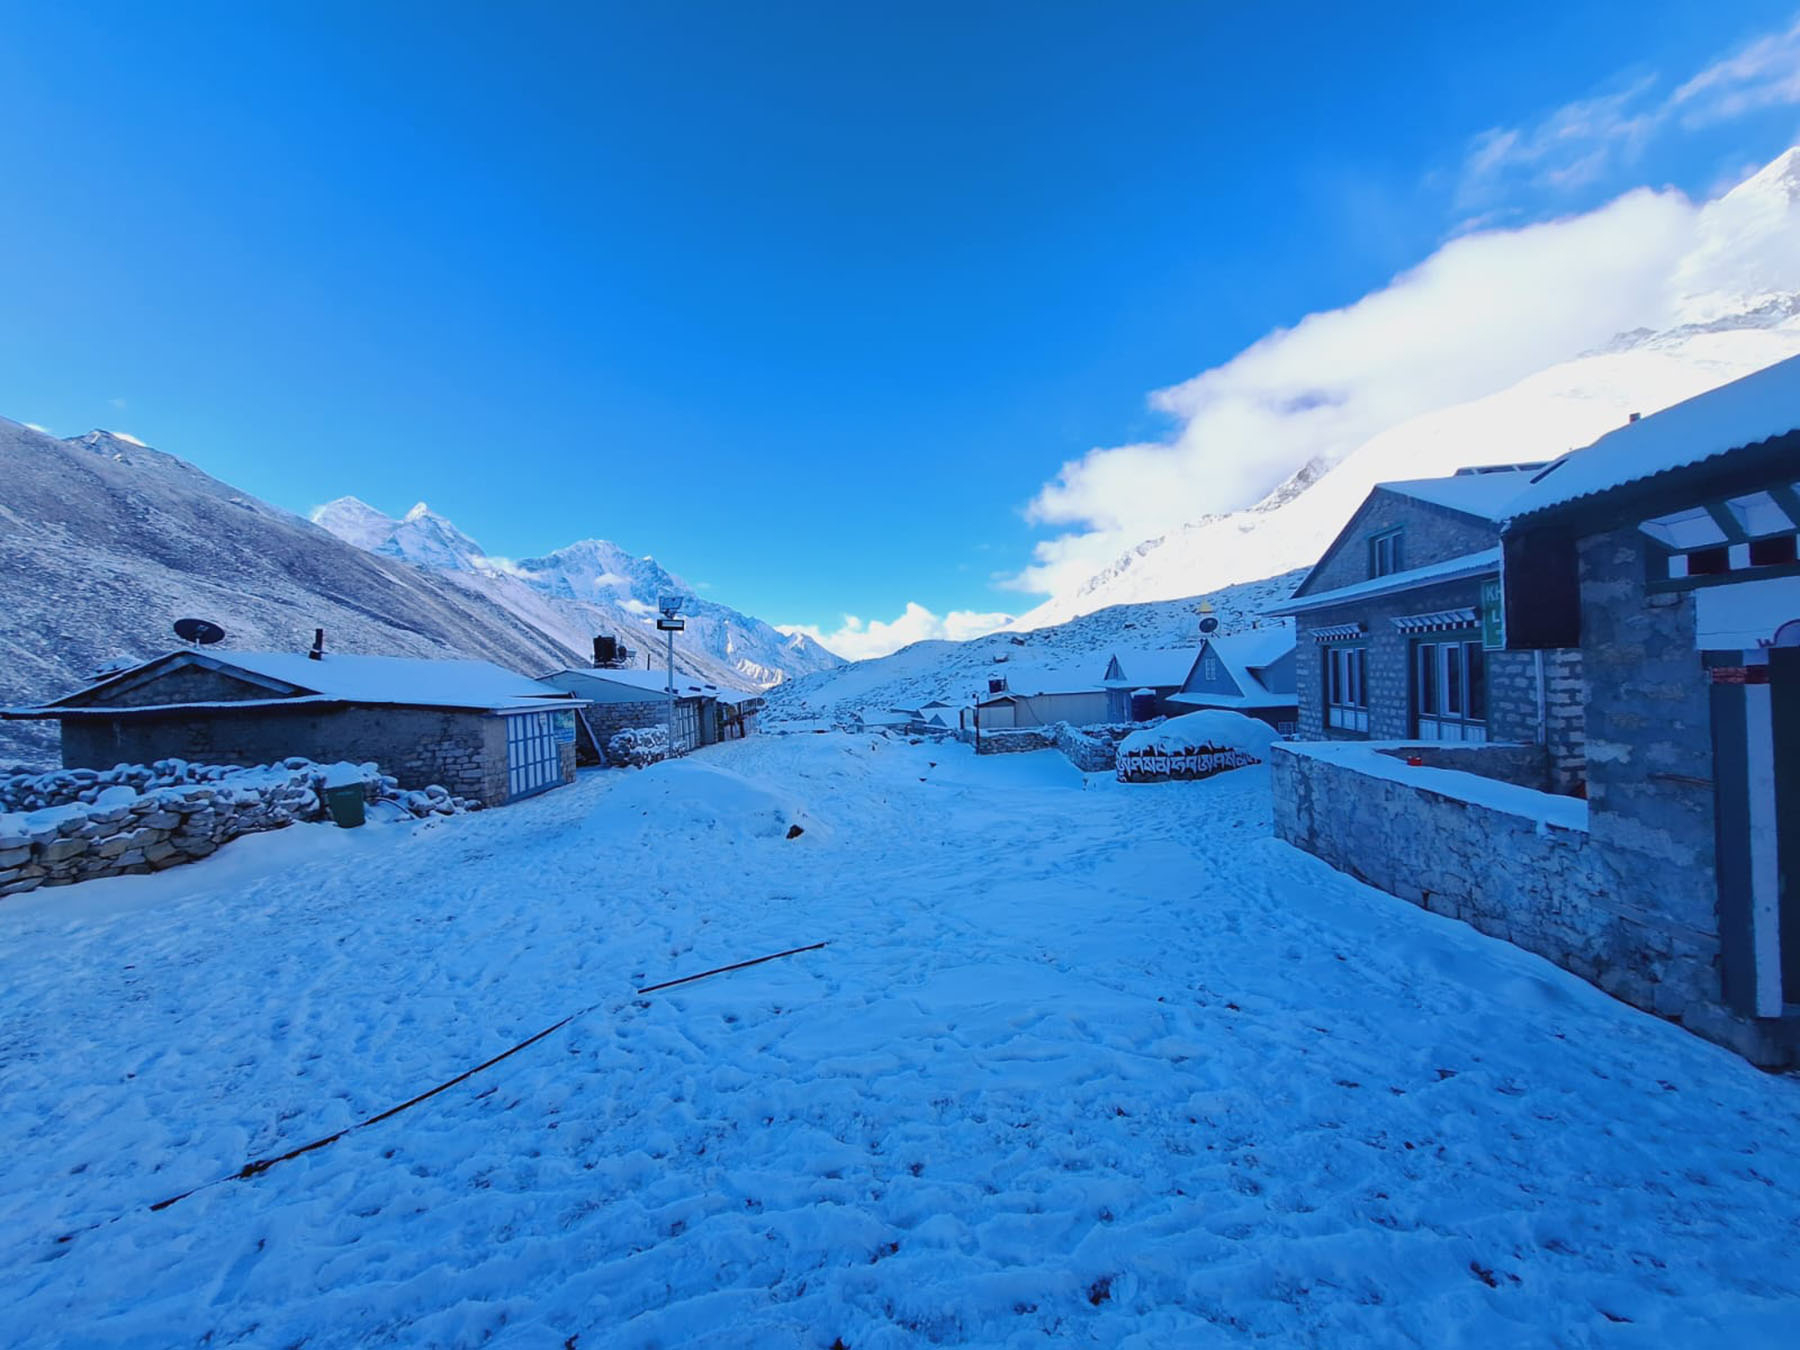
4 735 1798 1347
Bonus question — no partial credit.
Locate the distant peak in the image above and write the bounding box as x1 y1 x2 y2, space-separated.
76 428 151 450
403 501 434 522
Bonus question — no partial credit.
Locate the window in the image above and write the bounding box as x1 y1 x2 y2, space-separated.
1749 534 1798 567
1325 644 1369 733
505 710 562 800
1202 656 1218 682
1412 638 1487 742
1369 529 1404 578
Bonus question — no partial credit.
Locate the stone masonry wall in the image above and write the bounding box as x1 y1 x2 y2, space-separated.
1576 525 1721 977
61 706 520 806
1273 742 1788 1067
0 764 374 899
1299 491 1502 595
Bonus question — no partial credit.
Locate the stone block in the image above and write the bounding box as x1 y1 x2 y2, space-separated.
0 846 29 869
40 837 90 865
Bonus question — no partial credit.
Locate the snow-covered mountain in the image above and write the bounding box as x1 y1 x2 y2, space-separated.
309 498 841 691
0 423 835 766
1018 147 1800 629
766 568 1304 726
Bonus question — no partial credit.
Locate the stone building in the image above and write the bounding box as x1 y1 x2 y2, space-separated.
1497 355 1800 1064
1167 627 1298 732
1267 466 1585 790
536 667 762 761
1274 358 1800 1066
2 650 587 807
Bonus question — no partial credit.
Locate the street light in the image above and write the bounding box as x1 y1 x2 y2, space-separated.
656 594 688 754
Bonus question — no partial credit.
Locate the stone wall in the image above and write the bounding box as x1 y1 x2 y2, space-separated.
1299 490 1500 595
77 664 279 709
1054 724 1120 772
1577 526 1719 939
973 727 1058 756
57 706 546 808
1272 741 1791 1067
1 763 372 899
1372 742 1548 790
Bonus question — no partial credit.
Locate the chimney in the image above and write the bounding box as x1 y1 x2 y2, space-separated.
1628 412 1640 423
309 628 325 661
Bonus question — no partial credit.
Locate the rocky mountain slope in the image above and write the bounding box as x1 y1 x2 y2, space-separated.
1018 147 1800 628
309 499 841 690
0 423 829 765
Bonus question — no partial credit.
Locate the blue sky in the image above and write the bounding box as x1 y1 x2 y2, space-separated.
3 2 1798 654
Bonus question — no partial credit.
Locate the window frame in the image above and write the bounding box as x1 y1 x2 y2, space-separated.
1369 528 1404 579
1323 642 1370 734
1411 635 1488 742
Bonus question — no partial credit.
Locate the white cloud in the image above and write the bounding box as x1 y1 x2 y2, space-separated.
781 603 1015 661
24 422 49 433
1457 14 1800 208
110 431 148 447
1672 16 1800 127
1011 13 1800 604
1013 186 1696 598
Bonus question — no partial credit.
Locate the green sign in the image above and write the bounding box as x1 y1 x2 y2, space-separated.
1480 578 1505 650
553 709 578 743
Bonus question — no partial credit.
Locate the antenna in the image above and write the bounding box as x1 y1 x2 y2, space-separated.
173 617 226 648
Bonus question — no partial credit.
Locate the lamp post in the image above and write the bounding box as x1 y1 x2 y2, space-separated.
657 594 688 754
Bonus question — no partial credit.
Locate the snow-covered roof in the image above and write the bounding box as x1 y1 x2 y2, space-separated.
1378 467 1543 522
1100 649 1199 688
1178 628 1297 710
542 667 761 705
8 650 585 716
1264 549 1499 617
1506 354 1800 523
1206 627 1294 672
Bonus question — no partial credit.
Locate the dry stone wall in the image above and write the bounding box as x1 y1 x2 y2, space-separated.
0 758 474 899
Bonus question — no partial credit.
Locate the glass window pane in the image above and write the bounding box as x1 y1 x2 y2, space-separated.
1466 643 1485 721
1445 644 1462 716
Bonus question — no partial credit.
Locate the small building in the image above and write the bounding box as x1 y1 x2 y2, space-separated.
2 650 587 807
1266 465 1584 786
1497 355 1800 1063
1167 627 1298 732
537 667 762 759
965 681 1109 730
887 699 959 733
1099 650 1201 721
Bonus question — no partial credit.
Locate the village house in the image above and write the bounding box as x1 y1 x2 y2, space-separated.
2 649 587 807
1272 357 1800 1066
962 673 1110 730
1267 464 1586 789
1166 627 1298 732
1497 354 1800 1061
1099 649 1202 721
536 666 762 761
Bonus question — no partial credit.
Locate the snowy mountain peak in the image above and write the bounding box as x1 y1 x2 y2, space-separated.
309 497 841 686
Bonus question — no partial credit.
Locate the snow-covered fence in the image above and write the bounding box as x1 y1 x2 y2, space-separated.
606 726 671 769
0 758 476 899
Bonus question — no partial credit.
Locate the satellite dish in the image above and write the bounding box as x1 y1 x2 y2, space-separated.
1199 616 1220 634
174 617 226 647
1773 619 1800 648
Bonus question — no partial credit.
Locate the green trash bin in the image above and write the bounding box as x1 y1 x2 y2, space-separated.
324 782 366 828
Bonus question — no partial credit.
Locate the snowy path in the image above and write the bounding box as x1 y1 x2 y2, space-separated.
2 735 1798 1347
